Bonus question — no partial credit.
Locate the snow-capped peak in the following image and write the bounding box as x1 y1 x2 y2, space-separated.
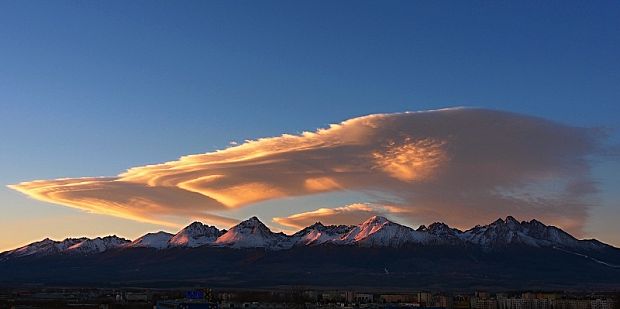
342 216 429 247
66 236 129 254
460 216 605 249
214 217 287 249
290 222 353 246
362 215 390 226
505 215 519 226
424 222 463 237
168 222 224 248
4 238 81 258
127 231 174 249
0 236 122 258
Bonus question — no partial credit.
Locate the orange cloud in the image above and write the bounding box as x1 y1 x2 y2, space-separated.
8 177 227 227
372 138 447 182
8 108 606 234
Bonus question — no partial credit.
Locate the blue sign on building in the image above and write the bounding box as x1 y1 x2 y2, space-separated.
185 290 206 300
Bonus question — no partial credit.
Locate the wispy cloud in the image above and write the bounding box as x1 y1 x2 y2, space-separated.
9 108 606 234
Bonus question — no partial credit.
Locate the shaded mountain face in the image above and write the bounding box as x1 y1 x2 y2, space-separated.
1 216 613 258
459 216 604 250
290 222 354 246
417 222 464 244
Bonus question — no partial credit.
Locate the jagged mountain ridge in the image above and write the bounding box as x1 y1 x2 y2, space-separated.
1 236 130 260
340 216 431 247
214 216 289 249
169 221 226 248
290 222 353 246
1 215 613 260
65 236 130 254
2 216 618 290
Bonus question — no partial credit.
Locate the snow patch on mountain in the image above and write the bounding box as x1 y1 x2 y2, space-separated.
169 222 225 248
342 216 430 247
214 217 288 249
2 238 87 259
127 231 174 249
66 236 129 254
461 216 607 250
290 222 353 246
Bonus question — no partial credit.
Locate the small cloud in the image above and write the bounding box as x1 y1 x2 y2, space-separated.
273 203 396 229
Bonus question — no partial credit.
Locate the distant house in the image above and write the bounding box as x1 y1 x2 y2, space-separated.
125 292 149 302
380 294 418 304
157 299 218 309
355 293 374 303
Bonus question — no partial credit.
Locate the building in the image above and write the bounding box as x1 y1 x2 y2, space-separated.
498 298 550 309
125 292 149 302
473 298 498 309
434 295 452 309
157 299 218 309
321 291 347 303
418 292 433 306
354 293 374 303
453 295 471 309
553 299 591 309
590 299 615 309
380 294 418 304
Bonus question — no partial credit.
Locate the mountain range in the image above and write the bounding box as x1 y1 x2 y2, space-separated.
1 216 612 256
1 216 619 290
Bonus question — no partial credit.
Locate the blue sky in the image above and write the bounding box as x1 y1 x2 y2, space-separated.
0 1 619 250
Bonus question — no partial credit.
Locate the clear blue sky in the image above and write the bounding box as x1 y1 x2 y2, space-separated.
1 1 619 250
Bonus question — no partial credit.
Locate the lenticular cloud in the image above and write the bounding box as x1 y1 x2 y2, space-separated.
9 108 605 234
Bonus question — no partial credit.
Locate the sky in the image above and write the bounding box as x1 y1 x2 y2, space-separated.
0 1 619 251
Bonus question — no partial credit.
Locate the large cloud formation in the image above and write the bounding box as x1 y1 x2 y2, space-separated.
9 108 606 234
